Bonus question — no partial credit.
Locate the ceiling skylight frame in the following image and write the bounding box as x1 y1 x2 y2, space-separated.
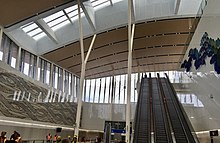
32 32 47 41
21 22 46 41
91 0 109 7
47 15 69 28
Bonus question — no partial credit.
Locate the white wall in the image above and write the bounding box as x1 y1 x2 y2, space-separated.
81 102 136 131
181 0 220 142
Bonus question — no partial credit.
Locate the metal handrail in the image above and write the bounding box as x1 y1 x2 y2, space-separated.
157 74 174 143
165 73 199 143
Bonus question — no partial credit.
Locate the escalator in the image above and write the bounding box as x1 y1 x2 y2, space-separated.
133 77 151 143
133 75 199 143
152 78 172 143
162 75 198 143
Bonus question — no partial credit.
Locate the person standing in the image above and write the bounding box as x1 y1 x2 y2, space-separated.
53 135 57 143
46 133 52 143
0 131 7 143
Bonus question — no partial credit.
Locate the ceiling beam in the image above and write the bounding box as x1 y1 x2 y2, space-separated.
174 0 181 14
63 10 74 25
109 0 113 6
35 19 59 44
80 1 96 32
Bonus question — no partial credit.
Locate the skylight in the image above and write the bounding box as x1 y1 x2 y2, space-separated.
64 5 78 13
43 11 71 31
19 0 126 41
21 22 46 40
64 6 85 22
91 0 111 10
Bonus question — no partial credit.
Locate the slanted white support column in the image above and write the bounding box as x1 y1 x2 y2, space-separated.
58 90 62 102
61 92 66 102
17 91 21 101
136 67 141 95
16 46 21 70
44 89 50 102
35 56 40 80
21 91 25 101
63 69 65 93
72 75 76 102
38 92 42 102
52 90 57 102
49 88 54 102
75 0 97 137
50 64 54 87
0 27 4 61
66 94 69 102
13 91 17 100
0 27 3 51
27 92 31 101
126 0 136 142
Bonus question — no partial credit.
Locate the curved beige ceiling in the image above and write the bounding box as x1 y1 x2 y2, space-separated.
43 17 199 79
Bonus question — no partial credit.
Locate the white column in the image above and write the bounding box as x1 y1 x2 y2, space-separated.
13 91 17 100
0 27 3 61
110 75 114 121
0 27 3 50
50 63 54 87
38 92 42 102
66 94 69 102
21 91 25 101
49 88 54 102
61 92 66 102
17 91 21 101
72 75 76 102
44 89 50 102
27 92 31 101
63 69 65 93
136 67 141 95
58 90 62 102
126 0 135 142
75 0 97 137
16 47 22 70
35 56 40 80
53 90 57 102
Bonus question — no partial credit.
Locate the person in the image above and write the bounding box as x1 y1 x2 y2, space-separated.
9 131 21 143
73 135 77 143
67 136 71 142
46 133 52 143
53 135 57 143
0 131 7 143
81 137 85 143
95 136 101 143
56 136 62 143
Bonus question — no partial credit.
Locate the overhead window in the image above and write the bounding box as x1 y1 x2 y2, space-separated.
21 22 46 40
43 11 70 31
91 0 110 10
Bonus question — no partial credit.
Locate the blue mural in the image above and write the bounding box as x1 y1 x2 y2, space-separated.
181 32 220 74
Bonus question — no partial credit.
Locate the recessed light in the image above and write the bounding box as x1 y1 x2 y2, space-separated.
209 117 213 120
190 116 194 119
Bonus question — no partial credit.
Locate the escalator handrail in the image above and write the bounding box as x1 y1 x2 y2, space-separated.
165 73 199 143
133 78 143 143
157 74 174 143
